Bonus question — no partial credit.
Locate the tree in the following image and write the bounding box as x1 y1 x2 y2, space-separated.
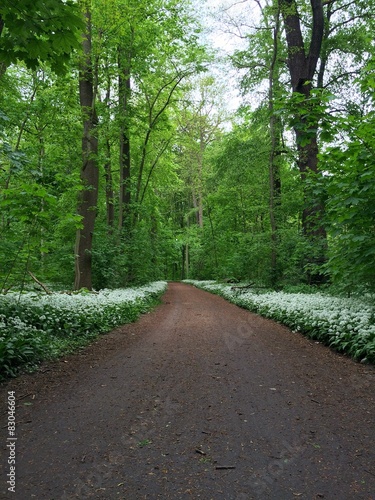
74 3 99 290
267 6 283 286
0 0 84 77
278 0 375 282
75 0 207 286
4 0 374 293
173 76 227 277
118 47 132 230
0 67 82 290
321 59 375 292
278 0 325 242
231 1 286 285
177 77 226 229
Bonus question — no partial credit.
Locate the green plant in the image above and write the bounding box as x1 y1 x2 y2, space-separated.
0 281 167 380
0 315 48 380
185 280 375 364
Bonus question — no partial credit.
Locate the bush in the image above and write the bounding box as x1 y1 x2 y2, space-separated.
0 315 48 378
0 281 167 381
185 280 375 363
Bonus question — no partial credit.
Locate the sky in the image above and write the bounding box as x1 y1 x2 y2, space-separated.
191 0 263 114
202 0 261 52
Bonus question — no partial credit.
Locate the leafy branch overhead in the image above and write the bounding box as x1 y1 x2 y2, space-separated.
0 0 84 75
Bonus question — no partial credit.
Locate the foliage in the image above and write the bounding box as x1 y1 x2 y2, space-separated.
1 0 375 306
0 0 84 74
0 68 82 291
0 281 167 380
185 280 375 364
319 59 375 293
179 110 307 286
0 314 49 379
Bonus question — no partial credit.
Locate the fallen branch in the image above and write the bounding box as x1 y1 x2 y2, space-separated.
231 283 269 291
28 271 52 294
231 284 255 291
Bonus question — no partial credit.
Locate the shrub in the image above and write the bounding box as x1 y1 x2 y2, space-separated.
0 281 167 380
185 280 375 363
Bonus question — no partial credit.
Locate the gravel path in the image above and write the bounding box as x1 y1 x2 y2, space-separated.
1 282 374 499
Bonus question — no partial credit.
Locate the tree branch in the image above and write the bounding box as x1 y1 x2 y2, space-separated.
308 0 324 78
323 69 360 88
28 271 52 294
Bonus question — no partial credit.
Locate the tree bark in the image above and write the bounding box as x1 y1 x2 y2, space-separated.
104 138 115 230
118 48 131 230
268 5 282 287
197 129 205 229
279 0 327 282
102 67 114 231
74 6 99 290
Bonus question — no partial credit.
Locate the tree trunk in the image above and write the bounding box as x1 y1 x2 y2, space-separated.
184 243 189 280
74 6 99 290
279 0 327 282
294 89 325 240
104 138 115 230
316 0 333 90
118 48 131 230
197 131 205 229
192 191 201 227
268 5 282 287
103 69 114 231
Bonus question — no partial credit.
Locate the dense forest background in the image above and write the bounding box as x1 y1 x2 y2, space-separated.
1 0 375 294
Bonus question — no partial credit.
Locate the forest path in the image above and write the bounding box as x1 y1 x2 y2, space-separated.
1 282 374 499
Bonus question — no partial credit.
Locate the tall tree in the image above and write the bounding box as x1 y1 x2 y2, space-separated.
278 0 374 282
0 67 82 290
74 2 99 290
118 47 132 230
278 0 325 237
267 3 283 286
231 1 286 285
74 0 207 286
177 77 226 229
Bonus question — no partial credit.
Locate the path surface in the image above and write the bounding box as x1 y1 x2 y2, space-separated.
1 282 374 499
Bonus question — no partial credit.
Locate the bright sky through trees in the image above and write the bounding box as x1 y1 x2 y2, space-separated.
194 0 265 111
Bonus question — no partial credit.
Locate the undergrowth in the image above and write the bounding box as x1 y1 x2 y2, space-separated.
185 280 375 364
0 282 167 381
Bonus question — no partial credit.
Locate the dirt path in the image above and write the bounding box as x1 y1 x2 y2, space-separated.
1 282 374 499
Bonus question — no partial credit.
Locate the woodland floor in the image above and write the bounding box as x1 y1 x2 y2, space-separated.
0 282 374 500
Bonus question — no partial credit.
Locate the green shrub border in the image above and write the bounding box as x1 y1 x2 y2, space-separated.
0 285 166 382
185 281 375 364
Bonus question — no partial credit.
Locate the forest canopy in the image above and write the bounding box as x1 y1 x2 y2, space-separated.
1 0 375 294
